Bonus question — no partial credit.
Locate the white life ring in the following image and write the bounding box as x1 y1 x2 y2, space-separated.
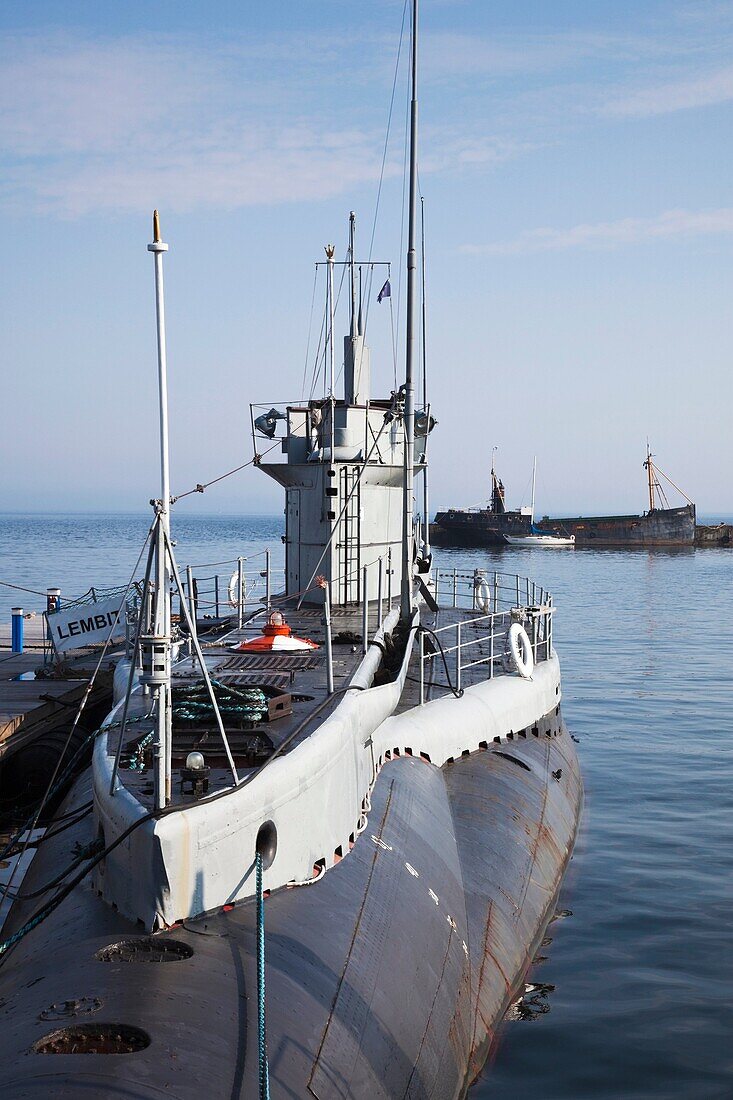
228 569 243 609
474 574 492 614
508 622 534 679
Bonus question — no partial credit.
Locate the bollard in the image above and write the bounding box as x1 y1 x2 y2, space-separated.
11 608 24 653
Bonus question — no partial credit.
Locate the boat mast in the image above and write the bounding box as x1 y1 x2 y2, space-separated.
420 195 430 560
400 0 418 620
530 455 537 523
147 210 173 810
645 440 656 512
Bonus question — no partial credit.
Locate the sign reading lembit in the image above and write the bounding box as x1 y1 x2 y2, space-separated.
48 597 127 654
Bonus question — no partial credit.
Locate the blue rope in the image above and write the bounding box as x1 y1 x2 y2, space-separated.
256 850 270 1100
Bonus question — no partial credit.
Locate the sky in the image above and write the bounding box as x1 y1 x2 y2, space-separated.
2 0 733 518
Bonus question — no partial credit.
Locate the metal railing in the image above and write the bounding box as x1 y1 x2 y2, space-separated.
182 551 273 627
418 569 554 704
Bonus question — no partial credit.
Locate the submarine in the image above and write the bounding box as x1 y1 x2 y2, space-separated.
0 6 582 1095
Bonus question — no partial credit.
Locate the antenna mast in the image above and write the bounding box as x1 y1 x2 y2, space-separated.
420 195 430 560
349 212 357 337
147 210 173 810
400 0 418 620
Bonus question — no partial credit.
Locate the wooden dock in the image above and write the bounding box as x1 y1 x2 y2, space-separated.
0 636 118 815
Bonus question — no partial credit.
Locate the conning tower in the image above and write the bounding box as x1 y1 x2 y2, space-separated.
253 213 432 608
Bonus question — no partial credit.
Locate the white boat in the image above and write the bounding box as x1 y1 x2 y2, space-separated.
504 458 575 546
505 533 576 547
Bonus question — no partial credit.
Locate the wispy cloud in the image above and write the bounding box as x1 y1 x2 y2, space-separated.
0 33 399 216
603 63 733 117
0 30 535 217
461 207 733 255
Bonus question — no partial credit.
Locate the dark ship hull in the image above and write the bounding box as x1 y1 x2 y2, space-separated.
0 705 581 1098
432 509 532 546
542 503 695 546
433 504 696 548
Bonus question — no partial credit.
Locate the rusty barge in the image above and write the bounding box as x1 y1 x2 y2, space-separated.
435 445 698 548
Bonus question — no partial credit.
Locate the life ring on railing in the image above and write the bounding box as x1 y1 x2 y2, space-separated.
474 574 492 614
228 569 242 609
508 622 534 679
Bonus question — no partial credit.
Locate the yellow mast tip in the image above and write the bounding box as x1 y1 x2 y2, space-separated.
153 210 161 243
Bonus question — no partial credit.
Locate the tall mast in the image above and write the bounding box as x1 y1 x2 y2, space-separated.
325 244 336 403
645 440 655 512
420 195 430 559
349 212 357 338
400 0 418 620
325 243 336 468
147 210 172 809
530 455 537 523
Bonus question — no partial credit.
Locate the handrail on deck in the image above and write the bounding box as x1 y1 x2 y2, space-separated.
418 568 554 704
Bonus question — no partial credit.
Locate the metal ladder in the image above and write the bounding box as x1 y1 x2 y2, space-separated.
338 466 361 605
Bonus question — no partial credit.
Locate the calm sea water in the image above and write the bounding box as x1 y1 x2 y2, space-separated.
1 513 732 1098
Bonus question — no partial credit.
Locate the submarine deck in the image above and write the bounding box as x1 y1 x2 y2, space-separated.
110 592 543 811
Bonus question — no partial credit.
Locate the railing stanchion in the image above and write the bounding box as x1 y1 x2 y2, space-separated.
387 546 393 607
186 565 198 666
377 556 384 628
456 620 461 692
237 556 244 630
419 630 425 704
453 568 457 608
265 549 271 610
493 571 498 613
362 565 369 655
214 574 220 619
323 583 334 695
490 614 494 679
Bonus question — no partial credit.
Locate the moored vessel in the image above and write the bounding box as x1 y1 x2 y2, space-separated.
0 8 582 1096
435 444 696 548
433 451 534 546
542 446 695 546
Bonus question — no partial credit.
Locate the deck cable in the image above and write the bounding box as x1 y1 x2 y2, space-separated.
416 625 464 699
256 849 271 1100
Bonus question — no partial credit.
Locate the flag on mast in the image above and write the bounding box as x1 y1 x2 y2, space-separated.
377 278 391 303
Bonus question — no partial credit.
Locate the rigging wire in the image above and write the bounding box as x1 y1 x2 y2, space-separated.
300 264 320 401
170 437 282 503
367 0 409 265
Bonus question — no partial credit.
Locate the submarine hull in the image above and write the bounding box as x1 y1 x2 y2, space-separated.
0 704 581 1099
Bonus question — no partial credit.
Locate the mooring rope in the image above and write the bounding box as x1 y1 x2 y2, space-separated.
256 850 270 1100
